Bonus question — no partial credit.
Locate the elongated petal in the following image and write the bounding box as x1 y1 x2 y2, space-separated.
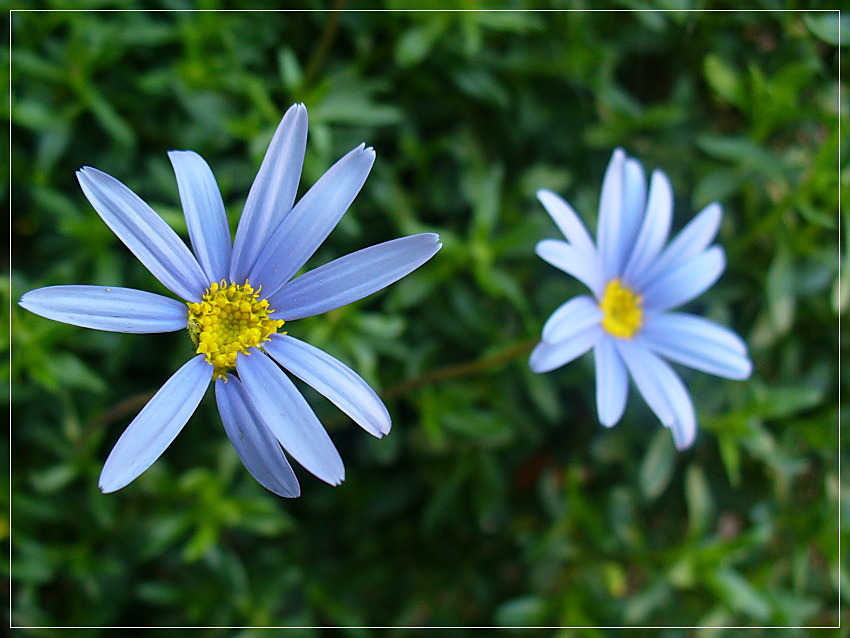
536 189 597 259
215 374 300 498
169 150 231 283
637 202 722 290
596 148 626 280
271 233 441 320
529 325 602 373
237 348 344 485
648 311 748 354
536 239 604 298
250 144 376 298
641 313 752 380
622 169 673 285
642 246 725 312
265 334 390 437
99 355 211 493
618 158 647 264
19 285 187 333
77 167 207 302
615 340 696 450
594 336 629 427
541 295 603 344
230 104 308 281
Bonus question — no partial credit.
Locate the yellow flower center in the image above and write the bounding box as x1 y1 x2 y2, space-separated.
187 281 285 378
599 279 643 339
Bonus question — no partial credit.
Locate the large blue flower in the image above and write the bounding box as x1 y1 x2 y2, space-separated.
530 148 751 450
20 103 441 496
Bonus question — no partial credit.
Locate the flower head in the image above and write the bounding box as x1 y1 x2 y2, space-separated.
530 148 751 450
20 103 441 496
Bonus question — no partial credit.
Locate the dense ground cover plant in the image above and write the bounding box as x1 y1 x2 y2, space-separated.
8 4 842 632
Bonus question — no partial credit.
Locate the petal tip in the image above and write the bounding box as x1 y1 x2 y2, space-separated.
77 166 102 179
673 431 696 451
424 232 442 246
528 344 550 373
710 245 727 272
98 474 121 494
375 418 392 438
737 358 754 380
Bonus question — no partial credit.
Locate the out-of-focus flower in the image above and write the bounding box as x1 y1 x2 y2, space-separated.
20 103 441 496
530 148 751 449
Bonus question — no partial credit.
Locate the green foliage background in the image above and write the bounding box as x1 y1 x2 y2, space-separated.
7 3 845 633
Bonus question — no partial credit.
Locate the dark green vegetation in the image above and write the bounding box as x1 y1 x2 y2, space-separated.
8 4 843 633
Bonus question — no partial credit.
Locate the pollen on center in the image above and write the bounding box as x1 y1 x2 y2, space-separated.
599 279 643 339
186 280 285 378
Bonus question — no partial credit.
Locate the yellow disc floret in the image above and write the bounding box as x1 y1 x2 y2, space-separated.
187 280 285 378
599 279 643 339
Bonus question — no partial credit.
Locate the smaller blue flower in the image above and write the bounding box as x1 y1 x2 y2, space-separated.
530 148 752 449
20 104 441 496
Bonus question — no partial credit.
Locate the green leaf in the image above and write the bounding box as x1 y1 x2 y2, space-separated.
751 383 823 420
717 431 742 487
685 464 713 538
495 595 548 626
708 567 771 621
278 48 304 92
765 244 796 336
395 21 446 67
639 428 675 500
703 54 744 107
803 13 847 46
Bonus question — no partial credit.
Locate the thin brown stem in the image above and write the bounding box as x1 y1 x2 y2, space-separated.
302 0 349 90
91 339 538 429
91 390 155 429
382 338 538 400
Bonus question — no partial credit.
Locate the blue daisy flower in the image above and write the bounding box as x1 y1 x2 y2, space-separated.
20 103 441 496
530 148 751 450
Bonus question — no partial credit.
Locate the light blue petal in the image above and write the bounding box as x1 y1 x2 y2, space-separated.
529 325 602 373
536 189 597 259
642 313 752 380
622 170 673 285
615 340 697 450
265 334 391 438
648 311 747 354
596 148 626 280
77 167 208 302
270 233 441 320
19 285 187 333
236 348 345 485
249 144 376 298
536 239 604 298
593 336 628 427
215 374 300 498
636 202 722 291
99 355 211 493
541 295 603 344
230 104 308 282
641 246 726 312
617 158 647 266
169 150 231 283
